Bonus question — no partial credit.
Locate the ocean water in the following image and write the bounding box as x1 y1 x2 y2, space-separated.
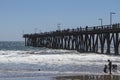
0 41 120 80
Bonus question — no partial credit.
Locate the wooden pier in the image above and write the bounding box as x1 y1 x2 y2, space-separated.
23 23 120 55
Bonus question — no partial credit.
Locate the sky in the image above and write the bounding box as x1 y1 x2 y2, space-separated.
0 0 120 41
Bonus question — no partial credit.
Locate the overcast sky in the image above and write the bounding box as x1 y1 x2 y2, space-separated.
0 0 120 41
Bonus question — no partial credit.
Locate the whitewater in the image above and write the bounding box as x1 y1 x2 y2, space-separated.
0 41 120 80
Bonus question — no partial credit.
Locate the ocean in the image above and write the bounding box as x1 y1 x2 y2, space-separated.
0 41 120 80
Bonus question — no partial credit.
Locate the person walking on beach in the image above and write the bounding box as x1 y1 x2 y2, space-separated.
108 59 112 74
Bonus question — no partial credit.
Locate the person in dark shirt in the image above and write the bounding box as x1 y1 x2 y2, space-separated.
103 64 108 73
108 59 112 74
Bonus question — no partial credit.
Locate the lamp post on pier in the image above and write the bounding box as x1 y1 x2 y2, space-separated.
98 18 103 26
110 12 116 27
57 23 61 31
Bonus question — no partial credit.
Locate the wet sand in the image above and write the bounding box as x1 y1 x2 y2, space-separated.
0 71 120 80
55 73 120 80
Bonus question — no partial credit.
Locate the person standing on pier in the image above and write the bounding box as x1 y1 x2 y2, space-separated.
108 59 112 74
